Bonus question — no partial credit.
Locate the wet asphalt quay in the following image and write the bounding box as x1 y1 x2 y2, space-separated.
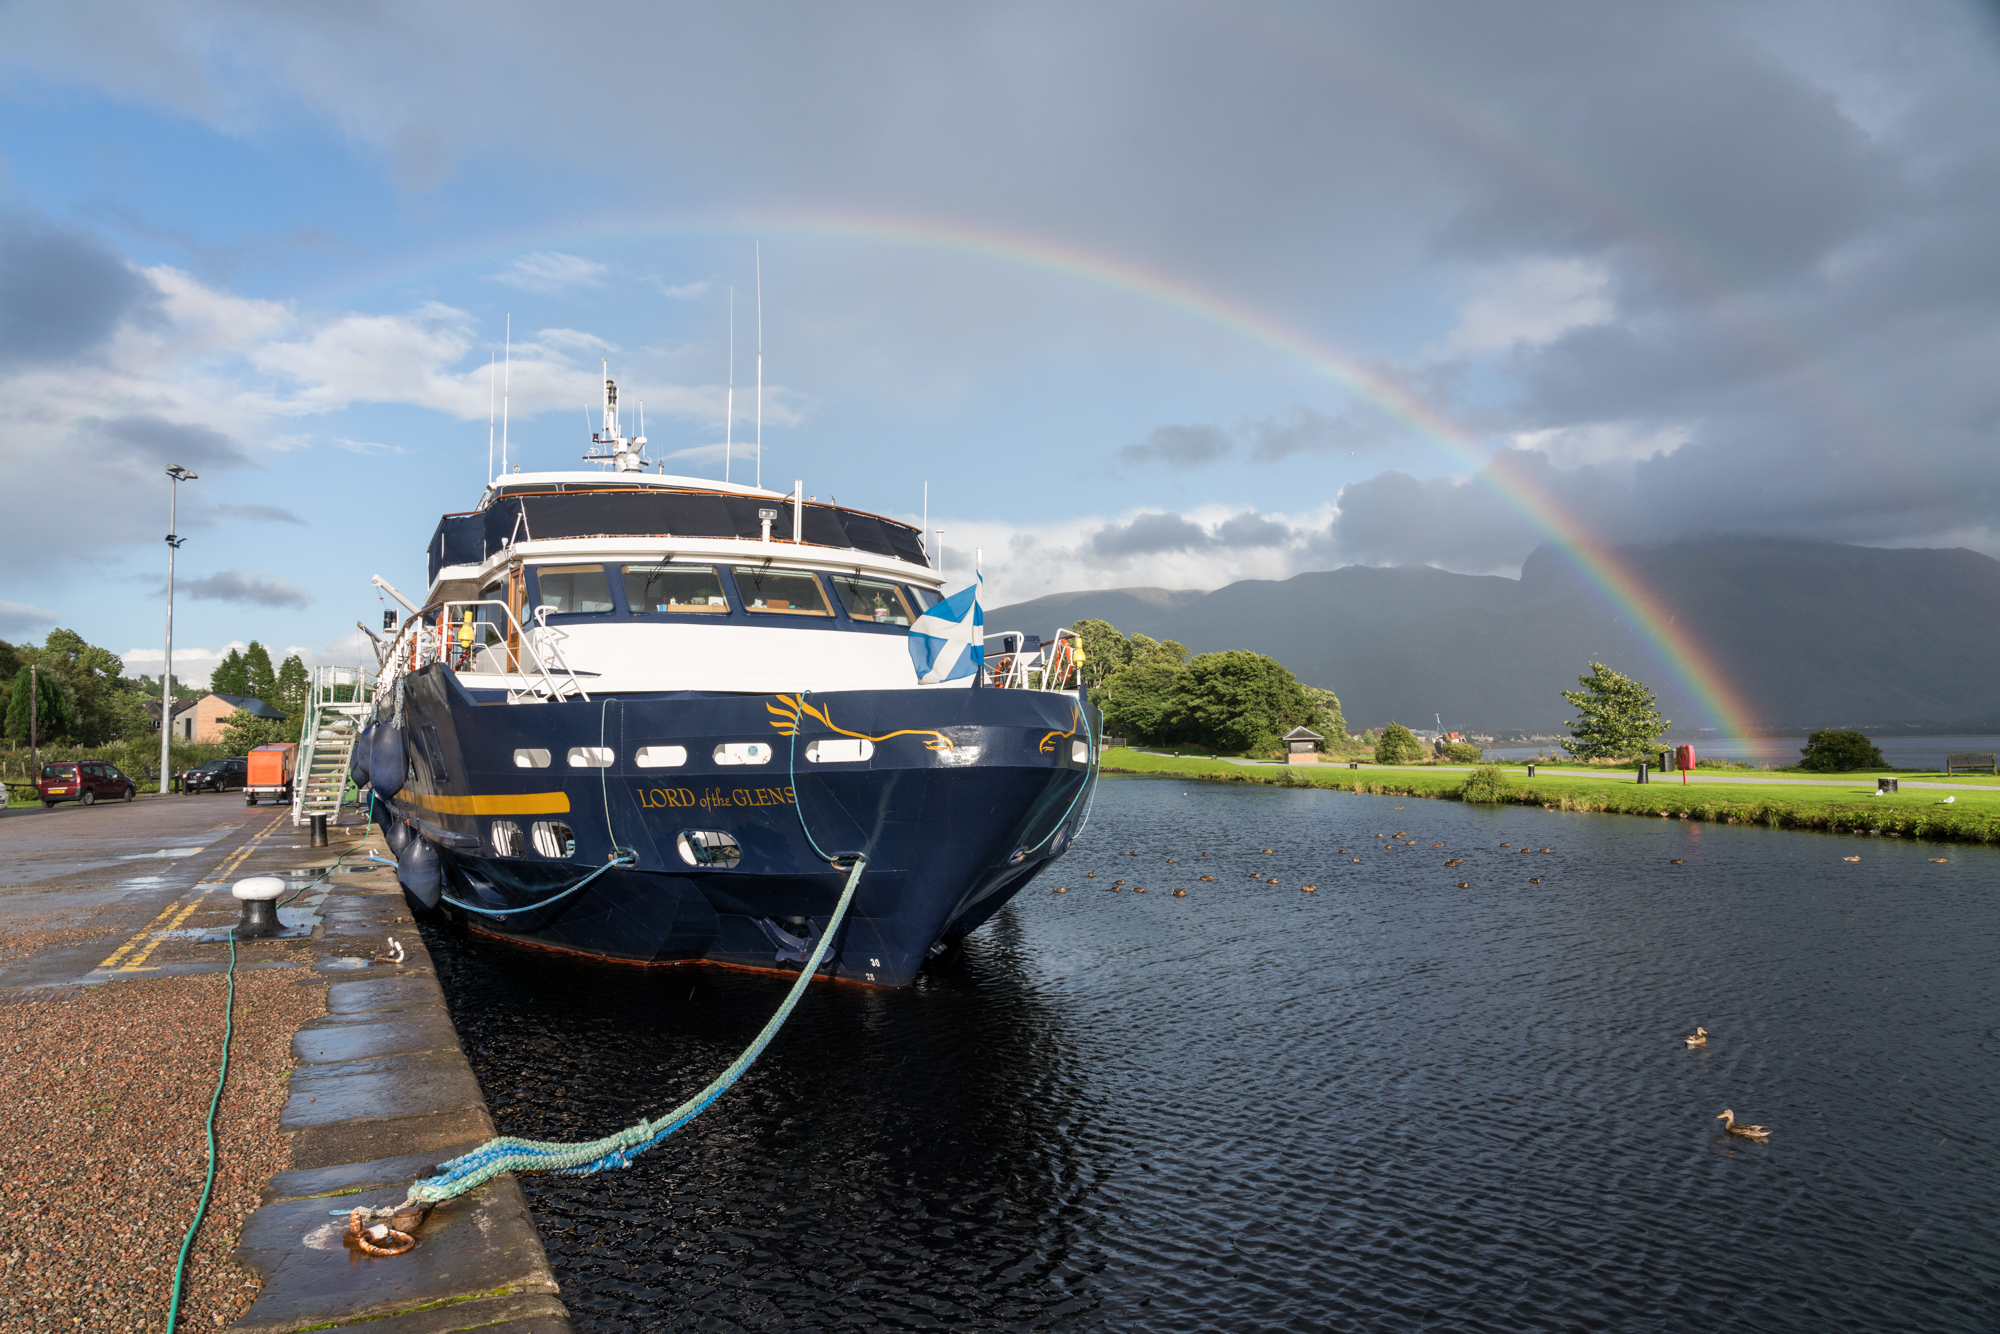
0 791 289 990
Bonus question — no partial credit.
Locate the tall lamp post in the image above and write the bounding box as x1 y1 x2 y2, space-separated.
158 465 197 796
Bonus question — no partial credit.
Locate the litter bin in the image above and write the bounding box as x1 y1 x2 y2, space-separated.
1877 777 1898 794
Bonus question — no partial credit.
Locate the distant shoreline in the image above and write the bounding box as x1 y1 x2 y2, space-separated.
1099 748 2000 845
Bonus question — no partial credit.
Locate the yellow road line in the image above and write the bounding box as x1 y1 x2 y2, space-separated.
96 811 290 975
96 902 185 970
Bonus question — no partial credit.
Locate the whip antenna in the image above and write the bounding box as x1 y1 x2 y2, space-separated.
755 243 763 491
726 287 734 484
501 315 511 475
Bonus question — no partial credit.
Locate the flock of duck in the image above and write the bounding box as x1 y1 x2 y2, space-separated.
1048 821 1781 1145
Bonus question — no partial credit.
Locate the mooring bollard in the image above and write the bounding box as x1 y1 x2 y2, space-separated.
1349 760 1360 770
1637 761 1650 785
310 813 328 847
1526 763 1536 778
232 876 286 939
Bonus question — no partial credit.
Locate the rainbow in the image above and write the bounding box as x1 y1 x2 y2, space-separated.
305 210 1761 733
745 210 1761 736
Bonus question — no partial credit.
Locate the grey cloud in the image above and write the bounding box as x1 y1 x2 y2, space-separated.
0 600 61 636
1119 423 1232 469
1091 512 1217 558
214 504 306 525
178 570 315 608
1212 511 1293 548
0 213 155 368
1090 509 1298 558
90 415 251 472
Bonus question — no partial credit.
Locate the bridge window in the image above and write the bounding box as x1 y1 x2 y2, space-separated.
623 563 730 614
532 564 614 615
733 567 832 616
828 575 914 626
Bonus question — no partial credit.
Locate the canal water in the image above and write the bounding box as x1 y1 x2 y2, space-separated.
424 778 2000 1331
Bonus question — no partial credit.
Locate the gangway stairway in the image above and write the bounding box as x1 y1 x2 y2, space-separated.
291 665 378 828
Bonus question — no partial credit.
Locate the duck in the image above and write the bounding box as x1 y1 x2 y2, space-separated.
1085 872 1095 878
1266 877 1279 884
1684 1026 1707 1048
1172 888 1187 897
1301 884 1317 893
1262 848 1275 855
1940 796 1956 804
1500 842 1511 848
1540 848 1553 854
1134 886 1147 893
1930 857 1948 864
1716 1109 1770 1140
1843 855 1861 863
1166 858 1175 864
1198 874 1215 882
1433 842 1444 848
1052 886 1068 894
1351 857 1361 863
1528 877 1542 884
1455 881 1470 889
1670 859 1684 865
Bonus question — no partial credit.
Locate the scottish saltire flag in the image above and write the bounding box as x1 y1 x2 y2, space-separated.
908 574 984 683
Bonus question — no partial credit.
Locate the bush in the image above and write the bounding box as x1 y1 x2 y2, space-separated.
1458 766 1511 803
1441 740 1484 764
1797 729 1885 772
1373 721 1425 764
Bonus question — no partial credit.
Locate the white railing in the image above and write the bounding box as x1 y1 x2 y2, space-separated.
378 600 588 705
981 627 1083 691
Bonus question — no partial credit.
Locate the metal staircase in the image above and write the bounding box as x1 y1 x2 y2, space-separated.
291 665 378 827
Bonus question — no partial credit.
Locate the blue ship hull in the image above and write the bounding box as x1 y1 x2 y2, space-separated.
380 665 1097 987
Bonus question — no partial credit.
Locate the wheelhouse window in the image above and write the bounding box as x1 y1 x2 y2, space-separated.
623 564 730 615
532 564 614 615
829 575 915 626
733 567 832 616
905 586 942 612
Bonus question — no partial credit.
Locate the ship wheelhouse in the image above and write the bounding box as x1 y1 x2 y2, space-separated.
415 473 953 697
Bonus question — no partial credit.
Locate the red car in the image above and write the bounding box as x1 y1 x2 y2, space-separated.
37 761 138 807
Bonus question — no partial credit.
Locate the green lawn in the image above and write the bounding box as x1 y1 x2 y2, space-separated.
1099 748 2000 844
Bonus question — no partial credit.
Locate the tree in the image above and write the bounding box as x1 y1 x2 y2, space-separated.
32 629 132 745
1304 685 1347 740
4 667 71 747
1373 721 1425 764
243 641 279 704
1560 662 1670 759
222 708 289 752
210 648 249 697
1072 619 1133 691
1174 650 1315 754
274 654 310 741
1095 661 1186 741
1798 729 1884 772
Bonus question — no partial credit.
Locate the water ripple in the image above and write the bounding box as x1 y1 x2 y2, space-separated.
425 779 2000 1331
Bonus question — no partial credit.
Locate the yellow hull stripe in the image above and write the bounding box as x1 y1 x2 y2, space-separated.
406 791 572 816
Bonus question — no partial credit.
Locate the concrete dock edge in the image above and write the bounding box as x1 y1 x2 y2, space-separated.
228 822 571 1333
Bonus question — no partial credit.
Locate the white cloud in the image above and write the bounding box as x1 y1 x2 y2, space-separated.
1438 259 1612 357
929 501 1340 608
488 252 609 294
658 280 710 300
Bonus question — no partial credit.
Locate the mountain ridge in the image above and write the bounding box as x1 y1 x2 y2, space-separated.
989 539 2000 733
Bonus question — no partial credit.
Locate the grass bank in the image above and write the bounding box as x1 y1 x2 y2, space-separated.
1100 748 2000 845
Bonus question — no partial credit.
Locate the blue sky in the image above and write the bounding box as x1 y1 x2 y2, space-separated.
2 2 1996 688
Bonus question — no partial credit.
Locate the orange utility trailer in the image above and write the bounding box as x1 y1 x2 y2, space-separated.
245 743 296 806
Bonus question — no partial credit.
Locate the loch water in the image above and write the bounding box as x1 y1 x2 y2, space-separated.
424 778 2000 1331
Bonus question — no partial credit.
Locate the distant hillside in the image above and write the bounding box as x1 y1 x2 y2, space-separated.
989 539 2000 733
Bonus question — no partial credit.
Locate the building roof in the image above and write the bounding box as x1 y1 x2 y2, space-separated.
175 692 289 721
1282 725 1324 740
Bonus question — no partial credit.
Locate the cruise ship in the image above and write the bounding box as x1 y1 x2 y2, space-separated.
357 372 1098 987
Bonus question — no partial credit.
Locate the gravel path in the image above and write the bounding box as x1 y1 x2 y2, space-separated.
0 966 325 1330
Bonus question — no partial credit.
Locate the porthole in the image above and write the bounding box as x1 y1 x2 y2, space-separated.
1072 740 1090 764
805 738 873 764
490 821 524 858
567 746 614 768
530 822 576 859
513 748 551 769
714 742 771 766
635 745 688 768
676 830 742 867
